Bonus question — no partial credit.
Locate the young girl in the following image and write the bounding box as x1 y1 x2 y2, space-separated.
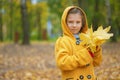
55 6 102 80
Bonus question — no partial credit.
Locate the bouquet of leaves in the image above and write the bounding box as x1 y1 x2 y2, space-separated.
79 26 113 53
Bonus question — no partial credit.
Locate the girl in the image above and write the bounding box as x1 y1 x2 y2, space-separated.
55 6 102 80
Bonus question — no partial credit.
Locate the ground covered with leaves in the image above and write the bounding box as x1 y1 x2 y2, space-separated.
0 42 120 80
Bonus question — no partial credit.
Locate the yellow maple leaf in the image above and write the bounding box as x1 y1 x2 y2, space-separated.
94 26 113 40
79 26 113 53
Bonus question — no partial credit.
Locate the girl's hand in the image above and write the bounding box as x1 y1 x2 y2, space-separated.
96 45 101 52
87 45 101 58
87 47 94 58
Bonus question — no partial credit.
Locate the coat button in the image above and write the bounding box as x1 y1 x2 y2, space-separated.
79 75 84 79
76 40 80 45
87 75 92 79
86 63 90 66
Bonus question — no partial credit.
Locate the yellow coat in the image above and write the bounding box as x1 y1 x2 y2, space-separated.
55 6 102 80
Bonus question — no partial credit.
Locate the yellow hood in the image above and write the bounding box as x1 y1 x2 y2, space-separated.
61 6 88 38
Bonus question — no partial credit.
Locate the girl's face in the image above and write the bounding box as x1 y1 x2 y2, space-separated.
67 13 82 34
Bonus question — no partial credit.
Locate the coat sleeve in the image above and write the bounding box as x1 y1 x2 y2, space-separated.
93 46 103 67
55 38 93 71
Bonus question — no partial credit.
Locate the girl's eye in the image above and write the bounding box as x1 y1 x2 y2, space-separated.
77 21 81 24
68 21 73 23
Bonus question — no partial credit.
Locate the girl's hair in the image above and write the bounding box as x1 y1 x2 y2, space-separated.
66 8 85 31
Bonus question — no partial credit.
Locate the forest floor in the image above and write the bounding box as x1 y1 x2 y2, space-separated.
0 42 120 80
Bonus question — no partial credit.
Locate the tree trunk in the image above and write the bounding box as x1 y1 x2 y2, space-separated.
92 0 99 30
0 0 3 41
78 0 84 9
20 0 30 45
105 0 111 25
36 7 42 40
78 0 87 10
9 0 13 41
105 0 117 41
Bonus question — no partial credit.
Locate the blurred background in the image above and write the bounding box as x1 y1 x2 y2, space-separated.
0 0 120 80
0 0 120 44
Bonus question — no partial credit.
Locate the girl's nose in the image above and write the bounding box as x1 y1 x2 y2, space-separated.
73 23 77 27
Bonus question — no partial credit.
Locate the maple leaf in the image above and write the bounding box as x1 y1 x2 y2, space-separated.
79 26 113 53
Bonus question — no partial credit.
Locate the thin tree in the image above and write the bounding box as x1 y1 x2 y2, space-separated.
105 0 111 25
92 0 100 30
78 0 87 10
105 0 116 41
20 0 30 45
0 0 3 41
36 7 42 40
9 0 13 41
